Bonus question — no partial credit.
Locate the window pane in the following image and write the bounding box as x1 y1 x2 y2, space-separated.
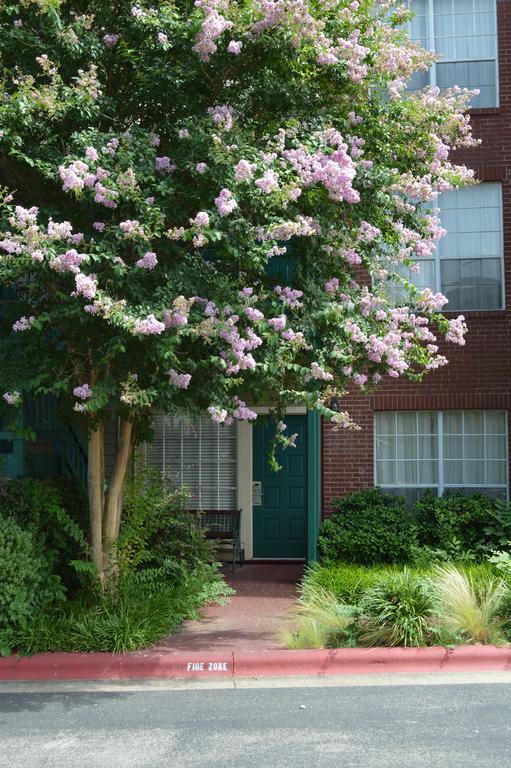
375 412 396 435
444 411 463 434
376 436 396 460
486 411 507 435
397 436 418 460
464 460 486 484
397 461 418 485
419 460 439 484
487 461 507 485
487 435 507 460
465 435 485 460
418 411 438 434
444 459 463 484
376 460 397 485
444 435 463 460
396 412 418 435
464 411 485 434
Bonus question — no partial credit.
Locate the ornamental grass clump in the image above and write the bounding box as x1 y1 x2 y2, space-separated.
431 565 508 645
359 568 434 647
278 584 357 649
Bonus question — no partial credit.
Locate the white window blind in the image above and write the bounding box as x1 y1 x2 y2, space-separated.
408 0 498 108
143 414 237 509
391 183 504 311
375 410 508 504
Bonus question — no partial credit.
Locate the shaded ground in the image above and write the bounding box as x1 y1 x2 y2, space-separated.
156 563 303 653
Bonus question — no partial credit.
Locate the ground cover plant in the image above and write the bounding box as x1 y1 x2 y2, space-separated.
0 0 478 583
283 561 511 650
0 474 232 655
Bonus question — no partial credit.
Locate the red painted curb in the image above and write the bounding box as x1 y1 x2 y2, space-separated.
1 646 511 681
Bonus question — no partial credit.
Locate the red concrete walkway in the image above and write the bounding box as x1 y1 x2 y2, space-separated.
155 563 303 653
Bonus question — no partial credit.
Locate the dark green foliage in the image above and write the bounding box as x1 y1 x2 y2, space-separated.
117 470 216 578
9 565 232 654
0 476 89 591
317 489 418 565
0 514 64 631
413 491 505 556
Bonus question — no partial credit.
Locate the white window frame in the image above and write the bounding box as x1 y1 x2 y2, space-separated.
142 414 238 510
392 182 505 312
374 410 509 499
408 0 499 108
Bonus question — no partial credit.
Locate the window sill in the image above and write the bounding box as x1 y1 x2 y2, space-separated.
442 309 506 318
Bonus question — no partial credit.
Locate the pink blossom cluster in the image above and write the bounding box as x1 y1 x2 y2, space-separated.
274 285 303 309
155 156 175 173
2 391 21 406
50 249 88 274
214 188 238 216
283 141 359 203
445 316 467 346
232 396 257 421
74 272 98 300
135 251 158 269
119 219 145 238
305 362 333 382
73 383 93 400
357 221 381 243
255 170 280 194
192 1 233 62
169 369 192 389
12 316 35 332
208 105 234 131
133 314 166 335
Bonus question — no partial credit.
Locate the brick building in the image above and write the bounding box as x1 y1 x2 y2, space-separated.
323 0 511 514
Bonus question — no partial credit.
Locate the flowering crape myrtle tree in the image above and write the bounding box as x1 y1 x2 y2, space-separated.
0 0 475 579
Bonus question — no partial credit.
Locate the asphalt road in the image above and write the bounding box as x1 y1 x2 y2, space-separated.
1 678 510 768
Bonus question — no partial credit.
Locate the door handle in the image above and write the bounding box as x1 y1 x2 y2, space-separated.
252 481 263 506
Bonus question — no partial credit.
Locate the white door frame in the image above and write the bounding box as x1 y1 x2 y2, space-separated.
236 406 307 560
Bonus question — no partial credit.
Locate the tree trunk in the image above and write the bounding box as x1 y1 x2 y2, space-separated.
87 418 133 585
103 418 133 574
88 425 104 576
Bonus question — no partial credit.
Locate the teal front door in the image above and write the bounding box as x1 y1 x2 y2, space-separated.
252 415 307 558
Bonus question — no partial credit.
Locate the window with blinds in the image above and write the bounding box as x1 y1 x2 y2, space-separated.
143 415 237 509
375 410 508 505
408 0 498 108
388 183 504 311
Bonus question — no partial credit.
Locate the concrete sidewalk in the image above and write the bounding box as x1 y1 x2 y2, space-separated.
155 563 304 653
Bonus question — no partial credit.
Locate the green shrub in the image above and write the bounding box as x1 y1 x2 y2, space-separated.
413 492 499 556
317 489 418 565
0 514 64 632
359 568 434 647
0 477 88 592
117 470 216 578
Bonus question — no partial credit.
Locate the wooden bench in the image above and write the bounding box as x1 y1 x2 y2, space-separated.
198 509 243 571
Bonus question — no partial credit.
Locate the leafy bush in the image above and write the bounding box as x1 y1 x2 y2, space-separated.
117 470 216 578
0 514 64 633
317 489 418 565
413 492 500 556
358 568 434 647
0 477 88 591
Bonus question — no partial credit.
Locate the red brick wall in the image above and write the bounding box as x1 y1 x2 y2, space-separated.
322 0 511 515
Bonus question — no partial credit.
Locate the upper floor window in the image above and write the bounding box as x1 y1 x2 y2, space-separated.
391 183 504 312
408 0 498 108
